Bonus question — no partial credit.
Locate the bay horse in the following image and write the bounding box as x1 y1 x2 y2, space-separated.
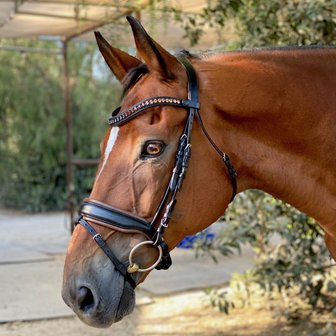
62 16 336 328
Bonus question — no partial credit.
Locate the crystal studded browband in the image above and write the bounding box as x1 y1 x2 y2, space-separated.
108 96 199 126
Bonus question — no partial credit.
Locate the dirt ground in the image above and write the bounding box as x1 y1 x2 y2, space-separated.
1 290 336 336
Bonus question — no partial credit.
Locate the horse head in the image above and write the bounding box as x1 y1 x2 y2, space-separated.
62 16 237 328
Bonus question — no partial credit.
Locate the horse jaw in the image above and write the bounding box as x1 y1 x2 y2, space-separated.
62 248 136 328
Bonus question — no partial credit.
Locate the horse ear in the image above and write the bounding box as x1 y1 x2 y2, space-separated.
94 31 142 81
126 16 181 79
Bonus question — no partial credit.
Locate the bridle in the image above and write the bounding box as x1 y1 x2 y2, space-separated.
76 56 237 289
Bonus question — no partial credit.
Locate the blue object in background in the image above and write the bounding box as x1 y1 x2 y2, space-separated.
177 229 215 249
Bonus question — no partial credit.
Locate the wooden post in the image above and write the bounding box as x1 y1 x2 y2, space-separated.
63 39 75 231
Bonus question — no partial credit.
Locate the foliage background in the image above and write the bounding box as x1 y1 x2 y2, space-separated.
0 40 121 212
172 0 336 48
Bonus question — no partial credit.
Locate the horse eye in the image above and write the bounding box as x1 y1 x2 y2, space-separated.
142 141 165 158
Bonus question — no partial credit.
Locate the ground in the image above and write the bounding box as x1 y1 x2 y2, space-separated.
1 290 336 336
1 209 335 335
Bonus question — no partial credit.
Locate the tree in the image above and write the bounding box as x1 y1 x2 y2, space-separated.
172 0 336 48
195 191 336 316
0 39 121 211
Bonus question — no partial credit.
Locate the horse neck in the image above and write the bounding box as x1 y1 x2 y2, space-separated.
196 49 336 232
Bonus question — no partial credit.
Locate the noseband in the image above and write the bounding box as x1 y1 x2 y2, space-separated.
76 56 237 289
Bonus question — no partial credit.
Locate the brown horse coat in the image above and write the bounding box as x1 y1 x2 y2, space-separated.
62 17 336 328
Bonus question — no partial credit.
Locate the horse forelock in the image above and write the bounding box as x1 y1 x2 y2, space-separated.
121 51 199 100
121 64 149 98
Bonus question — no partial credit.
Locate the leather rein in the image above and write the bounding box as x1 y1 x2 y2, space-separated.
76 56 237 289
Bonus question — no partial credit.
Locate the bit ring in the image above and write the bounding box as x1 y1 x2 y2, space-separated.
127 240 163 273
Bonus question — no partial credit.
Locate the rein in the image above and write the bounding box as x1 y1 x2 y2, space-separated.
76 56 237 289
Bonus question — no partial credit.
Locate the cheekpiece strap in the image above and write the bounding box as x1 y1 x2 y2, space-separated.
76 217 136 289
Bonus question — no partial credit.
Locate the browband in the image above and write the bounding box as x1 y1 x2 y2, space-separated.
108 97 199 126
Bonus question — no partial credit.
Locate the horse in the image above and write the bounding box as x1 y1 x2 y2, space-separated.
62 16 336 328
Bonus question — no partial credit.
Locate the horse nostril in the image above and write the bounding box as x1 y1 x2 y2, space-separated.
78 286 95 313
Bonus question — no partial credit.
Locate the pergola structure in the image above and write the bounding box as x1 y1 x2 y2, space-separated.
0 0 224 228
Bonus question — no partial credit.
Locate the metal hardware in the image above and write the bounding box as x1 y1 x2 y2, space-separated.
127 241 163 273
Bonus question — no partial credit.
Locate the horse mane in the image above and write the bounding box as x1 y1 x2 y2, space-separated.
120 46 335 100
234 45 336 52
176 49 196 57
199 45 336 60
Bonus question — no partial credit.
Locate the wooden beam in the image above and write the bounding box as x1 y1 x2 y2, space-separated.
16 10 103 23
63 40 75 230
72 159 100 167
0 45 62 54
64 8 131 40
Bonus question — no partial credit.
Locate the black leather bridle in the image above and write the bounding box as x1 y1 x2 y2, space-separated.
76 56 237 289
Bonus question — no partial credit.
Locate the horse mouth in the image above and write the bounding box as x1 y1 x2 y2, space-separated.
90 284 135 327
115 282 136 322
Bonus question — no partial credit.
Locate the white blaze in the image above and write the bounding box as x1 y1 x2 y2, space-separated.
96 127 119 181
